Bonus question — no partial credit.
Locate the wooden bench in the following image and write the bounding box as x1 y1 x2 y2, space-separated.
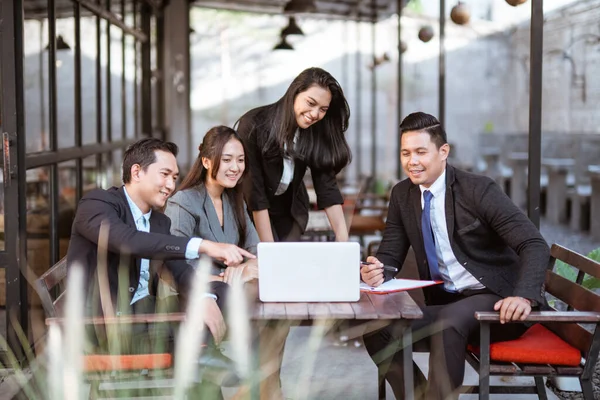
35 257 187 399
467 244 600 399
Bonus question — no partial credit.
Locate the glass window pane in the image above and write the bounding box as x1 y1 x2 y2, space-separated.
101 19 109 143
25 166 50 343
111 28 124 141
24 19 50 153
112 149 124 187
56 18 76 149
58 160 76 243
83 155 100 193
82 17 99 145
25 166 50 301
132 36 140 139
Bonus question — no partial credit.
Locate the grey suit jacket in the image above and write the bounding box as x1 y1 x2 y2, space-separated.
165 184 260 274
376 165 550 305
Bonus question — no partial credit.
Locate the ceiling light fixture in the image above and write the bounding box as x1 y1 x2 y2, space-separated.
273 35 294 51
45 35 71 51
283 0 317 14
282 17 304 36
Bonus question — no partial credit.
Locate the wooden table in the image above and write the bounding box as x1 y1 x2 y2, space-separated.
250 290 423 400
304 210 334 240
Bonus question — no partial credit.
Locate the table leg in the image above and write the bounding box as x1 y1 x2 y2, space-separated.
402 322 414 400
377 369 386 399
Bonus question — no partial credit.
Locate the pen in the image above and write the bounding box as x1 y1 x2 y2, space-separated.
360 261 398 273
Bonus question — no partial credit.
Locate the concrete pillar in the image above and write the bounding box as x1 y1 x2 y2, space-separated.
569 186 591 232
163 0 192 169
508 153 529 211
545 159 574 224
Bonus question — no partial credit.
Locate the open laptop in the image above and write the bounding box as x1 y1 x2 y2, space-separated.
258 242 360 302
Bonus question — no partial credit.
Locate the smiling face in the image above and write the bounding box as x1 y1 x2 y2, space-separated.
130 150 179 212
293 85 332 129
401 130 449 188
203 138 246 190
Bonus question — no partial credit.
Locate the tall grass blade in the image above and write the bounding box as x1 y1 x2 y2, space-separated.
226 279 251 379
295 319 334 400
172 255 211 399
47 324 64 400
64 264 85 400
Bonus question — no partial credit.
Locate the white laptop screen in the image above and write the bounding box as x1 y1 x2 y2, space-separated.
258 242 360 302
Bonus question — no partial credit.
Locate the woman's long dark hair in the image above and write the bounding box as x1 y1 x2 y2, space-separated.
238 67 352 173
177 126 249 247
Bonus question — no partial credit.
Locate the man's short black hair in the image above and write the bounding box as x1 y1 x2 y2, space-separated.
400 112 448 149
122 138 178 184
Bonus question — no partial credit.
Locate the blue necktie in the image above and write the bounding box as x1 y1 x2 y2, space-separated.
422 190 443 281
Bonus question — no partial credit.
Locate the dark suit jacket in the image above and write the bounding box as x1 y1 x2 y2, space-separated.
237 105 343 231
67 186 226 317
376 165 550 305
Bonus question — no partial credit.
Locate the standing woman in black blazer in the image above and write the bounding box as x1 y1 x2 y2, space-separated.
236 67 352 242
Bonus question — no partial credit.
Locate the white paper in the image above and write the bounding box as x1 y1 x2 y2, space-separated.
360 278 441 293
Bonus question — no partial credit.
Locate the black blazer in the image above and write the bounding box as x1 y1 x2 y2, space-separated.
67 186 226 316
237 105 343 231
376 165 550 305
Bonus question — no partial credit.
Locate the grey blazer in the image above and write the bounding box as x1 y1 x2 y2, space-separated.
165 184 260 273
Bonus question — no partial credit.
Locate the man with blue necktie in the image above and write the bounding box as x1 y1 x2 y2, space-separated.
360 112 549 400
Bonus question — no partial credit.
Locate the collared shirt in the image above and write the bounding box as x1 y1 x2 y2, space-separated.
419 170 484 292
275 131 299 196
124 188 204 304
123 187 153 304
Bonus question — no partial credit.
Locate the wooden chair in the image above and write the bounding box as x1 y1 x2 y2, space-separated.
468 244 600 399
348 177 389 252
35 257 186 399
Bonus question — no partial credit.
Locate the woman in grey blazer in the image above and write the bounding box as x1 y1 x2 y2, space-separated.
165 126 259 283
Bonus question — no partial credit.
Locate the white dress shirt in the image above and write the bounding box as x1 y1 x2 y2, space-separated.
419 170 484 292
123 188 205 304
275 131 299 196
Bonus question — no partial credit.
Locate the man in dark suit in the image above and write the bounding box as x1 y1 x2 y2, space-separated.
67 138 255 391
360 112 550 400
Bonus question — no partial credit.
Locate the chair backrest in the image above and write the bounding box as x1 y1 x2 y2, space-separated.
34 256 68 318
545 244 600 357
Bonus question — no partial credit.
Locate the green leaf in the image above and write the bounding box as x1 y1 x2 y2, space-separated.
554 259 576 281
587 248 600 263
553 247 600 291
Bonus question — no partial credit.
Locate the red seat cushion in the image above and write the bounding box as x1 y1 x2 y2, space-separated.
468 323 581 366
83 353 172 372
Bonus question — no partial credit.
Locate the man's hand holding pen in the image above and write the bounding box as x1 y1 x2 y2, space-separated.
360 256 398 287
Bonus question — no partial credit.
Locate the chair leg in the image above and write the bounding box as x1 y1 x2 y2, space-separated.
88 381 100 400
580 378 594 400
479 322 491 400
534 377 548 400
